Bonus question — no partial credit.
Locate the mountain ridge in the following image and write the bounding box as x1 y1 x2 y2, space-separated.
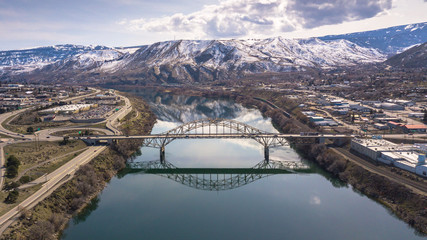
319 22 427 55
0 22 426 84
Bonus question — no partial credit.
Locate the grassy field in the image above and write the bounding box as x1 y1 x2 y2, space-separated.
88 122 107 129
3 140 87 180
21 149 87 182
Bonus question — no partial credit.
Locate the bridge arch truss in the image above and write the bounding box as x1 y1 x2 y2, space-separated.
129 160 309 191
142 118 289 149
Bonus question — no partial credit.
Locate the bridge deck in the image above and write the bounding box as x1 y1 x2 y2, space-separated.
81 133 353 140
143 168 294 174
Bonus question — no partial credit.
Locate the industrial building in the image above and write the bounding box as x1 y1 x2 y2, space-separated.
373 102 405 111
402 124 427 133
408 112 425 118
351 138 427 177
40 104 96 115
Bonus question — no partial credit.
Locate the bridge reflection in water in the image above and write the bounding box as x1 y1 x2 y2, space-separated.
128 160 311 191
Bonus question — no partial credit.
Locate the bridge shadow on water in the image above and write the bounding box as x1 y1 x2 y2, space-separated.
119 160 313 191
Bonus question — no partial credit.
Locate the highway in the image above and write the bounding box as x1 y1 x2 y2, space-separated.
105 95 133 135
0 146 106 233
0 143 6 193
0 108 31 139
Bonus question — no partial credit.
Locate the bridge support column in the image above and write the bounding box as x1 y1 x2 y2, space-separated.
160 146 165 164
317 137 325 144
264 146 269 163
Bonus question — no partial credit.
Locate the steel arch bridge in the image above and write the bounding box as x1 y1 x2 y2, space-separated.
128 160 310 191
83 118 349 163
143 118 289 149
140 118 290 162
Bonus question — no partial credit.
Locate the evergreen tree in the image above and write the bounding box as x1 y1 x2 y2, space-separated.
4 190 19 204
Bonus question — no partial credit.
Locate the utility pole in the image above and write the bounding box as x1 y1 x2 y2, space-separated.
34 132 39 151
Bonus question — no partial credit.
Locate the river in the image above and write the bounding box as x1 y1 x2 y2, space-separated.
61 89 424 239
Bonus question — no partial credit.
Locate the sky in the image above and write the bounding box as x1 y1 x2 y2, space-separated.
0 0 426 50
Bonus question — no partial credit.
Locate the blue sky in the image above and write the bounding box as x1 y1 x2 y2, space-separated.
0 0 426 50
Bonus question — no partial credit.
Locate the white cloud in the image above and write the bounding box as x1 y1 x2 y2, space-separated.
120 0 393 40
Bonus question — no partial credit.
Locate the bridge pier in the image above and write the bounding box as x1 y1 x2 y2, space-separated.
264 146 269 163
160 146 165 164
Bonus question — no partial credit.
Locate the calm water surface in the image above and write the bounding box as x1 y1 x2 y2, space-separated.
62 90 424 240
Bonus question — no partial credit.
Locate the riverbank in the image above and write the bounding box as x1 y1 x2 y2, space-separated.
1 93 156 239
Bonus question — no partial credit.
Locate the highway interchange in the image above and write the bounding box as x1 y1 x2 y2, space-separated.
0 89 132 233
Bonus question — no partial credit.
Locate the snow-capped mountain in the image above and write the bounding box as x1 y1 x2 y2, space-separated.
319 22 427 55
124 37 384 70
43 49 126 72
0 22 425 84
0 45 111 72
0 45 140 74
104 37 385 83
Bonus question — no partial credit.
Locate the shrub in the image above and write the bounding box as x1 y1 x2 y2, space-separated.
19 175 31 184
4 190 19 204
26 126 34 133
3 181 20 191
26 220 55 240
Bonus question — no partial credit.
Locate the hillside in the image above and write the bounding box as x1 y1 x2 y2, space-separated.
385 42 427 68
